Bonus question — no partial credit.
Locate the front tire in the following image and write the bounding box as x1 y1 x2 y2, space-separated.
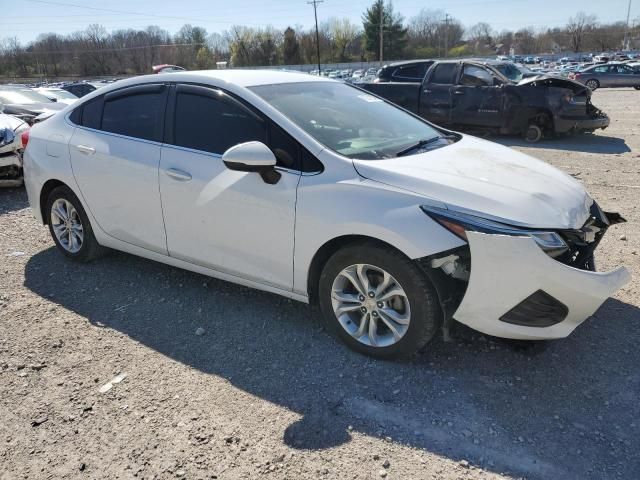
318 243 442 359
46 185 104 262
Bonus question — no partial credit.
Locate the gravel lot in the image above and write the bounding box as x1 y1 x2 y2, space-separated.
1 88 639 480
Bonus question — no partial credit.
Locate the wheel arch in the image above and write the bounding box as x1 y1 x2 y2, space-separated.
306 234 411 304
39 179 68 225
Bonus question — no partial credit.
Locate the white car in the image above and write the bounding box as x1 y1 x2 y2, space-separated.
23 70 630 358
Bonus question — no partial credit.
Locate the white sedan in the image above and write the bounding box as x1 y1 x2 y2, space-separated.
23 70 630 358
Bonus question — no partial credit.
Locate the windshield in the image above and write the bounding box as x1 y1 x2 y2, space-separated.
0 89 53 105
39 89 77 100
250 82 442 160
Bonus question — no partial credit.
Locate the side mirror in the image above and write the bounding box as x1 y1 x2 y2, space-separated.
222 141 281 185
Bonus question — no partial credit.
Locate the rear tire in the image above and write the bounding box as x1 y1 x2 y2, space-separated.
318 242 442 359
585 79 599 90
524 124 543 143
635 86 640 91
45 185 105 262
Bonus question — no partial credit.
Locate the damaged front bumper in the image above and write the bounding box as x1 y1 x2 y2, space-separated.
452 231 630 340
0 152 24 187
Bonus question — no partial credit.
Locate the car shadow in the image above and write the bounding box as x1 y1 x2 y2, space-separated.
0 186 28 214
23 248 640 479
493 134 631 154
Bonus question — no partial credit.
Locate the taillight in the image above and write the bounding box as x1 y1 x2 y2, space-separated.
21 129 30 148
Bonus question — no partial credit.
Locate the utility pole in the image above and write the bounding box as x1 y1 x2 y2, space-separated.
307 0 323 74
623 0 632 51
379 0 384 64
443 13 450 57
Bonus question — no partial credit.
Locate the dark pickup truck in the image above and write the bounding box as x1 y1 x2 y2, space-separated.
361 59 610 142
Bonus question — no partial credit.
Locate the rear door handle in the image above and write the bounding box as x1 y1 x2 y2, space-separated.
165 168 192 181
453 90 465 95
423 89 432 94
75 144 96 155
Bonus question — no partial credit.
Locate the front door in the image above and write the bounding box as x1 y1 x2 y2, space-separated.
451 64 503 128
159 84 300 290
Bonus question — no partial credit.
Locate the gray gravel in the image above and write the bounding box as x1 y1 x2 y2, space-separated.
1 88 639 479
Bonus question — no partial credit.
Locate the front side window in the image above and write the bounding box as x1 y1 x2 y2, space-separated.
102 91 165 142
173 90 266 154
460 65 494 86
250 82 443 160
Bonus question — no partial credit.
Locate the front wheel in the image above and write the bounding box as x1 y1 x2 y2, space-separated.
318 243 442 359
46 185 105 262
635 86 640 91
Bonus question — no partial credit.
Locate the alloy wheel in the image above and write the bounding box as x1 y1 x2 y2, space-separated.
50 198 84 253
330 264 411 348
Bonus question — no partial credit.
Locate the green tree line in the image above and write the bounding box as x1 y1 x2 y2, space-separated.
0 1 638 78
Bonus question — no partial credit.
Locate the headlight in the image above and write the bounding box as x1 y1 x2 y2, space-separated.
421 205 568 258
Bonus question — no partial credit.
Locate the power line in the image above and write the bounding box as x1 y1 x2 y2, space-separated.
307 0 323 73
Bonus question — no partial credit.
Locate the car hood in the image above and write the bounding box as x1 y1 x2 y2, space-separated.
352 135 592 230
517 75 589 93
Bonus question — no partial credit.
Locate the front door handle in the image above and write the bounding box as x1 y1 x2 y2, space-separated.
453 90 465 95
423 89 432 94
75 144 96 155
165 168 192 181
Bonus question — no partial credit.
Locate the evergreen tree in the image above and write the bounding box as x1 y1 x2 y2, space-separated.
362 0 407 61
283 27 301 65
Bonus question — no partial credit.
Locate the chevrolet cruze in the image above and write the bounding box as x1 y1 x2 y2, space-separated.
23 70 630 359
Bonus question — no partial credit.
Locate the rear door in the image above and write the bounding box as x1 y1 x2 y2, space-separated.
69 84 168 254
450 64 503 128
420 62 458 125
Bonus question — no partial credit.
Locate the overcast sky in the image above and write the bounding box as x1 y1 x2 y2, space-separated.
3 0 638 43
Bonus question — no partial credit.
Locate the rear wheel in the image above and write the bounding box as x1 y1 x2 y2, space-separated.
635 86 640 91
318 243 442 359
46 185 105 262
585 79 599 90
524 124 543 143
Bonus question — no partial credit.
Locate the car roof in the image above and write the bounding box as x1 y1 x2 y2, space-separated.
383 59 433 68
151 69 333 87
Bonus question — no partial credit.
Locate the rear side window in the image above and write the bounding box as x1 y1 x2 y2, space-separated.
460 65 493 87
393 63 427 80
102 91 166 142
81 97 102 129
430 63 457 84
173 90 266 154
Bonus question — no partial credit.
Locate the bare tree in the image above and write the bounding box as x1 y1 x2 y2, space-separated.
566 12 596 52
